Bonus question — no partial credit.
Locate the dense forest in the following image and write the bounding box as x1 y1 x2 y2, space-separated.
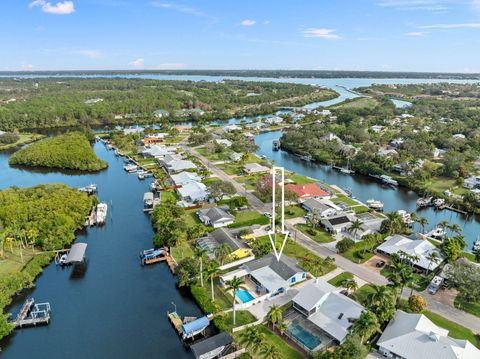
357 82 480 99
1 69 478 79
0 78 337 130
0 184 96 341
8 132 108 171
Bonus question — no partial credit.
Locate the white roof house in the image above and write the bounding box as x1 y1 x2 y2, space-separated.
177 181 208 204
376 234 444 271
243 163 270 174
292 279 364 343
230 152 243 162
142 145 177 158
162 155 197 173
371 125 384 133
453 133 466 140
378 310 480 359
171 171 201 186
215 139 233 147
223 124 241 133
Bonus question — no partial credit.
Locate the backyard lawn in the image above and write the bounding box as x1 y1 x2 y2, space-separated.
213 310 257 332
295 224 335 243
332 195 359 207
287 173 315 185
170 241 194 262
0 248 38 276
381 267 432 292
328 272 354 287
256 325 305 359
161 190 179 203
230 210 269 228
283 205 307 219
341 239 381 264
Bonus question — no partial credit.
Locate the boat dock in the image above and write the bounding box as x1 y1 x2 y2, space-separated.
140 248 177 272
10 299 51 328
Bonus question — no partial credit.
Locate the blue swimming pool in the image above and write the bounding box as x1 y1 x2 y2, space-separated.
236 289 254 303
287 324 322 351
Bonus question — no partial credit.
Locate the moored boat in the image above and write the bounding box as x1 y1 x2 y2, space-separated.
96 203 108 225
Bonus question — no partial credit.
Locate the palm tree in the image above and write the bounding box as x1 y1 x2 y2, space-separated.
266 304 283 330
386 260 414 307
307 208 322 229
448 223 461 236
277 321 288 337
215 243 232 266
366 285 393 308
239 326 264 354
348 219 364 241
439 220 449 230
426 251 440 275
259 343 283 359
419 217 429 234
351 310 381 344
205 262 220 301
225 276 246 326
194 247 208 287
342 278 358 296
410 212 418 226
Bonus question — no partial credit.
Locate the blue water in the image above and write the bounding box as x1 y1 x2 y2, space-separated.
287 324 322 350
236 289 254 303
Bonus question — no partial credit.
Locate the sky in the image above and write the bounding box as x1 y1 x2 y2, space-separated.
1 0 480 72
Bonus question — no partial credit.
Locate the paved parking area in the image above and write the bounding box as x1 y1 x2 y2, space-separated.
364 254 389 274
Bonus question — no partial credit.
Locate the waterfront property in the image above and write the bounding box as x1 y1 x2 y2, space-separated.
197 206 234 228
161 154 197 173
177 181 209 205
220 253 307 302
286 183 330 200
320 214 355 233
376 234 444 272
190 332 234 359
377 310 480 359
286 278 364 351
196 228 253 264
142 133 168 146
171 171 202 186
243 162 270 174
142 144 177 158
301 198 338 217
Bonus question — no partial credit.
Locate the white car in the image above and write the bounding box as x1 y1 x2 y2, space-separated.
263 212 272 218
428 276 443 295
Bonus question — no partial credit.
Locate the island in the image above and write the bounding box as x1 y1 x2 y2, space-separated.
8 132 108 171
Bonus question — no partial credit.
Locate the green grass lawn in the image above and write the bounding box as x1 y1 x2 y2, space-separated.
0 248 38 276
203 177 222 186
454 297 480 318
381 267 432 291
427 177 467 195
255 325 305 359
214 310 257 332
331 97 378 109
423 311 479 348
196 147 232 162
235 173 264 190
287 173 315 185
217 162 243 175
170 241 195 262
352 205 370 214
341 241 379 264
161 190 178 203
230 210 269 228
328 272 354 287
333 195 359 207
295 224 335 243
0 133 45 151
354 284 376 306
283 205 307 219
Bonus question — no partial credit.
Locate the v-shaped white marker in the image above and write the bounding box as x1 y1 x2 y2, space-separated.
267 166 290 261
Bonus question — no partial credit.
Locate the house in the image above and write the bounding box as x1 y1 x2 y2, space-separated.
243 163 270 174
292 279 364 344
376 234 444 272
377 310 480 359
190 332 234 359
286 183 330 200
230 152 243 162
123 127 144 135
175 108 205 117
223 124 241 133
153 109 169 118
320 109 331 116
453 133 466 140
264 116 283 125
377 148 398 158
142 133 168 146
301 198 337 217
215 138 232 148
177 181 208 204
464 176 480 190
197 228 251 261
163 158 197 174
143 145 177 158
321 214 354 233
197 206 234 228
371 125 384 133
170 171 201 186
433 148 446 159
390 138 404 148
221 254 307 297
320 133 341 142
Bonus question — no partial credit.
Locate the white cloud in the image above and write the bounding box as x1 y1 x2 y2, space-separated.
156 63 188 69
72 49 101 58
405 31 428 36
419 23 480 29
150 2 206 17
29 1 75 15
241 19 256 27
129 58 145 68
21 63 36 70
302 28 342 40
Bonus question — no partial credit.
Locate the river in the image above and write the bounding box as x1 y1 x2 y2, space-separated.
255 131 480 249
0 143 202 358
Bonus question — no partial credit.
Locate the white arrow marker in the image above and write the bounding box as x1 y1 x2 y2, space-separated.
267 166 290 261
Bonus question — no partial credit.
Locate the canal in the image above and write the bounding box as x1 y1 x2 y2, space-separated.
255 130 480 249
0 143 201 358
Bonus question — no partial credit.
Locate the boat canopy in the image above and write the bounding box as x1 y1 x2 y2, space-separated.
65 243 88 264
182 316 209 336
190 332 233 359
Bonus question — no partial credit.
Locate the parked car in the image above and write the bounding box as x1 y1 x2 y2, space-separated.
263 212 272 218
428 276 443 295
375 260 386 268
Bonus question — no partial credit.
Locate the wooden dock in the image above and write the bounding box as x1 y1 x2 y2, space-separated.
167 311 184 335
14 298 34 322
438 204 468 215
10 300 51 328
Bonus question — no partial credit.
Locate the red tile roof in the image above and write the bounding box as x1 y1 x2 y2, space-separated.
286 183 329 199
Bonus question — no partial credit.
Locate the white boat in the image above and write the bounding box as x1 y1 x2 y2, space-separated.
473 239 480 251
124 164 138 173
380 175 398 186
78 184 97 194
59 254 68 266
425 226 446 240
397 210 414 226
96 203 108 225
416 197 432 207
366 199 384 211
433 198 446 208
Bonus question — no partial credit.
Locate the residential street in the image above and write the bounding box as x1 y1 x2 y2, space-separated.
188 146 480 333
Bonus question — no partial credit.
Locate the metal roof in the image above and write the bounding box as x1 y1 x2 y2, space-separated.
65 243 87 264
190 332 233 359
182 316 210 335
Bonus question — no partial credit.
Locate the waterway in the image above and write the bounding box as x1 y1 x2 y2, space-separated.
255 131 480 249
0 143 202 358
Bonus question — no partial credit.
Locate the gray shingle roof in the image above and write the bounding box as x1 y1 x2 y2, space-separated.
245 253 304 280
